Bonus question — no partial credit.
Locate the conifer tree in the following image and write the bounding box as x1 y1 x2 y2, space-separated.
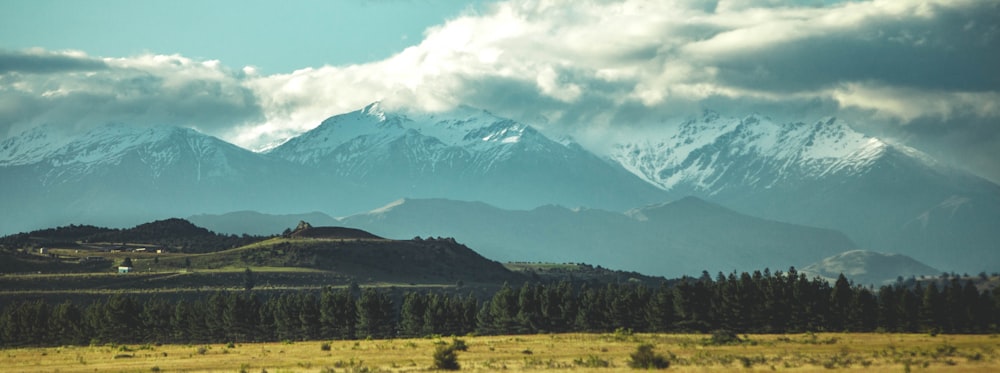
399 292 427 337
356 288 394 339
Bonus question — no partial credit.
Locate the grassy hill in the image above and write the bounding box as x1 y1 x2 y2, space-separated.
0 218 267 254
146 234 520 285
0 221 522 298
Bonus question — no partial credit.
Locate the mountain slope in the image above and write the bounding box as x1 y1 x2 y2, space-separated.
610 112 1000 273
0 124 304 233
801 250 940 286
340 197 858 277
267 102 668 211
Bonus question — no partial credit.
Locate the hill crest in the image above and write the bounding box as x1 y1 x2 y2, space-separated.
288 221 383 240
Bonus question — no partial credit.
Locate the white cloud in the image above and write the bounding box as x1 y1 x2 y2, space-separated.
0 50 262 139
831 82 1000 122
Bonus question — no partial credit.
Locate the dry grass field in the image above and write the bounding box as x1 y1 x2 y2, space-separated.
2 332 998 372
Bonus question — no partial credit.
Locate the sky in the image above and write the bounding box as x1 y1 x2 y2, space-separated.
1 0 998 182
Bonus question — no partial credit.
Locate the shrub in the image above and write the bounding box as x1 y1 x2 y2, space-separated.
321 342 332 351
451 338 468 351
628 344 670 369
709 329 741 345
574 355 611 368
432 345 460 370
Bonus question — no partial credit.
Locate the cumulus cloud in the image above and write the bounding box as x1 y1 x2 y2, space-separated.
248 0 998 120
0 50 263 140
0 49 107 74
1 0 998 181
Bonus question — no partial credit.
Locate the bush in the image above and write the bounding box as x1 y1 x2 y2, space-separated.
628 344 670 369
709 329 741 345
321 342 332 351
574 355 611 368
432 345 460 370
451 338 468 351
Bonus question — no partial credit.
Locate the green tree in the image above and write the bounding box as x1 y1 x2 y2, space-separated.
243 267 255 292
479 283 520 335
829 274 853 331
645 283 675 332
399 292 427 337
104 294 141 343
140 297 173 343
920 282 944 332
356 288 394 339
50 301 86 345
320 286 357 340
297 293 321 340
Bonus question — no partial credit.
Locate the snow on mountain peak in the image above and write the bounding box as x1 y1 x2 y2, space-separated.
0 125 73 167
270 103 552 165
362 101 387 121
2 124 243 184
611 112 890 192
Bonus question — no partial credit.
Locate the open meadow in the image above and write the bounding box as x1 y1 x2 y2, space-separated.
1 332 998 372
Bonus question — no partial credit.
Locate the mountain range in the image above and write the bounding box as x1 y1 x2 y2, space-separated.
2 103 998 275
610 112 1000 272
338 196 859 276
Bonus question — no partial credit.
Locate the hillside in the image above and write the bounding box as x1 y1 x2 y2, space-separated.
288 222 383 240
0 218 267 254
340 197 858 277
0 220 520 288
2 105 997 276
220 235 518 284
610 112 1000 273
800 250 940 286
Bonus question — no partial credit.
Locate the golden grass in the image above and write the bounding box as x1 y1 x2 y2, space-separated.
1 333 997 372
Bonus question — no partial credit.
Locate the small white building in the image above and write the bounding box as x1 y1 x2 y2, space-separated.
118 266 132 274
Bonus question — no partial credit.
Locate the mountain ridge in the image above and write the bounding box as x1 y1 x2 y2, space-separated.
338 196 857 277
608 111 1000 272
801 250 940 286
2 104 997 273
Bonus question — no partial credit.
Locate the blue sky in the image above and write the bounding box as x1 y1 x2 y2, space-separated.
1 0 487 74
1 0 998 182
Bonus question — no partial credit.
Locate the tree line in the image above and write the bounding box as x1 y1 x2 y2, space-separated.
2 269 997 347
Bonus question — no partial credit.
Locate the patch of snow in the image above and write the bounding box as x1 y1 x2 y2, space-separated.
609 112 895 192
269 103 561 170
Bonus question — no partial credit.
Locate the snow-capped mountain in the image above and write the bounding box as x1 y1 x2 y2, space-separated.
268 102 668 211
2 124 262 185
0 124 301 232
2 104 996 274
609 111 1000 273
612 112 891 193
270 103 543 167
0 104 667 234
